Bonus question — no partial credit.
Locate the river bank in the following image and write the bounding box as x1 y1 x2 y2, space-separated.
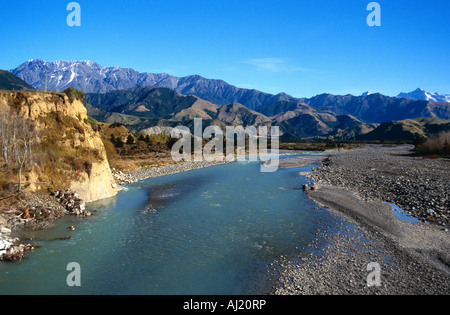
3 145 448 294
0 189 91 261
1 152 284 261
272 144 450 294
0 158 232 261
112 160 230 185
112 150 309 185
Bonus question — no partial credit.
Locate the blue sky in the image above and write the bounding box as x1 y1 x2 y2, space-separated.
1 0 449 98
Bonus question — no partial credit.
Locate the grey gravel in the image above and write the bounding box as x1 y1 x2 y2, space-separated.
113 160 230 185
310 144 449 226
272 145 450 295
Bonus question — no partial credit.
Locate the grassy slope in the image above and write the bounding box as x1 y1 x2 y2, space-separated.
359 117 450 141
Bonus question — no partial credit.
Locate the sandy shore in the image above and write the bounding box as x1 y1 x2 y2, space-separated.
272 145 450 295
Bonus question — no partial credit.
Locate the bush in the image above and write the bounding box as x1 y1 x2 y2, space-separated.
113 136 124 148
415 131 450 155
63 87 85 102
126 135 135 145
84 117 100 132
413 135 427 147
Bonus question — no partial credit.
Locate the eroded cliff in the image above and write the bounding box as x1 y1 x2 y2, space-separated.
0 90 120 202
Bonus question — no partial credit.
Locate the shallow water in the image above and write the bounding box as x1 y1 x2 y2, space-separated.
0 157 346 295
384 202 422 224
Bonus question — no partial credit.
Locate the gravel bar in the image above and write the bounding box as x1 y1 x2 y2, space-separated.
272 145 450 295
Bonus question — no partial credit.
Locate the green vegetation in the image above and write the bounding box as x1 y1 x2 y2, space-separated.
98 122 175 172
126 134 135 145
63 87 86 102
84 116 100 132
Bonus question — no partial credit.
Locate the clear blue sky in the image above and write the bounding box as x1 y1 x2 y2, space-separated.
1 0 449 98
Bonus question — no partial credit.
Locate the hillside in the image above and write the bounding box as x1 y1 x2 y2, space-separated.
358 117 450 142
0 70 35 91
257 100 377 139
0 90 120 202
84 86 376 139
84 86 199 119
85 86 274 131
96 121 175 172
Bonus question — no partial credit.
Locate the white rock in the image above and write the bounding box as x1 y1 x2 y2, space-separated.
1 228 11 234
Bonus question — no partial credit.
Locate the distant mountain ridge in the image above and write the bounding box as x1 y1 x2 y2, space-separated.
11 59 294 110
0 70 35 91
85 86 378 139
398 88 450 103
9 59 450 139
296 93 450 123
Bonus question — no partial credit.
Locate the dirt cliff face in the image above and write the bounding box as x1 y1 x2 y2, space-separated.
0 90 120 202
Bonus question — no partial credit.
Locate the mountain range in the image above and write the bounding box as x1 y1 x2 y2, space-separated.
6 59 450 139
12 59 450 108
297 93 450 123
11 59 293 110
398 88 450 103
84 86 366 139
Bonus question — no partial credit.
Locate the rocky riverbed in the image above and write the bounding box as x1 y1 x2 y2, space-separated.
112 160 230 184
272 145 450 295
0 189 91 261
112 150 307 185
309 145 449 226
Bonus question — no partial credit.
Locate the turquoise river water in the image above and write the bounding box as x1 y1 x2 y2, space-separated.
0 156 349 295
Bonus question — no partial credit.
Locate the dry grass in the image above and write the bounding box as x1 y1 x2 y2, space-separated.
21 112 106 191
415 131 450 156
97 122 174 172
280 140 363 151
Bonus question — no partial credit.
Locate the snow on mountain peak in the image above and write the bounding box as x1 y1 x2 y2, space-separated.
397 88 450 103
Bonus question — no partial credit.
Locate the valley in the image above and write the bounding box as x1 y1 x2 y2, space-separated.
0 59 449 295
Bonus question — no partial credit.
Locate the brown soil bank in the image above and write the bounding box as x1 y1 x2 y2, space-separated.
0 90 120 202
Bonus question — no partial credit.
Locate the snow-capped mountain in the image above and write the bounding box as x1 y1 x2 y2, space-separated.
10 59 294 110
10 59 176 94
397 88 450 103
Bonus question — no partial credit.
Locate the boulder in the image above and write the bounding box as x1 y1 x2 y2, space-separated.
52 189 89 217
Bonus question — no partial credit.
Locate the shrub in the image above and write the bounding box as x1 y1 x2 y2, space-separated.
126 135 135 145
415 131 450 155
84 117 100 132
114 137 124 148
84 161 93 179
63 87 85 102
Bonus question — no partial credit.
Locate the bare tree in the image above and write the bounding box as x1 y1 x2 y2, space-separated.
0 111 38 192
15 117 37 192
0 112 13 170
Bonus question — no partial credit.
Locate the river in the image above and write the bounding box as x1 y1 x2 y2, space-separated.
0 156 347 295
